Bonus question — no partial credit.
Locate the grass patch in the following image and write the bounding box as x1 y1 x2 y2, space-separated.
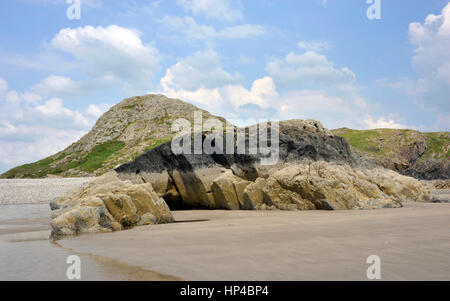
334 129 383 154
144 138 171 152
75 141 126 173
422 133 449 159
1 156 58 178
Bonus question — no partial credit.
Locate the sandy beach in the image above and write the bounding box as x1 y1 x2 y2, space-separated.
1 179 450 281
59 202 450 281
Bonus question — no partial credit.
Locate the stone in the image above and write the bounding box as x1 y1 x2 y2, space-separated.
50 171 173 239
211 171 251 210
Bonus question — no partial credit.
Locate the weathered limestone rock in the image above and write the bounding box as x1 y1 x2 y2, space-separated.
50 171 173 239
247 161 433 211
212 171 252 210
243 178 267 210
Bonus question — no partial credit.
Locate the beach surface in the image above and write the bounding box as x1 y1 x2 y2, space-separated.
60 203 450 281
1 178 449 281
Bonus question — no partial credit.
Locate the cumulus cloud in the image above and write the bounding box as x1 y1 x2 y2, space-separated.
266 51 356 89
21 92 43 104
363 117 408 130
5 91 21 105
0 86 102 172
176 0 243 21
31 75 80 97
34 98 90 128
0 78 8 92
158 49 375 129
161 50 243 91
86 103 112 118
0 124 86 170
50 25 160 90
384 3 450 112
158 16 265 42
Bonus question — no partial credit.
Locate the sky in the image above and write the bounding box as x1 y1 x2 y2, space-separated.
0 0 449 173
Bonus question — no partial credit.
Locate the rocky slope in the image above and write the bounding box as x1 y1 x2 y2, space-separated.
332 128 449 180
1 94 225 179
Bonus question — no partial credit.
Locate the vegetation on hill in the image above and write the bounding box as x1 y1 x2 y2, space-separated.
332 128 449 180
1 95 223 178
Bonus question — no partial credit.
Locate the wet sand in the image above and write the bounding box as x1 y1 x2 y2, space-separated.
58 203 450 281
0 204 178 281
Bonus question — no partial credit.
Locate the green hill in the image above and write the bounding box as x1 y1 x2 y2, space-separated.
1 94 225 179
332 128 449 180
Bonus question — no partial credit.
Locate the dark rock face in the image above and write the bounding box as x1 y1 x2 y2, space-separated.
333 128 449 181
115 120 373 209
375 157 449 180
385 141 448 180
405 159 450 180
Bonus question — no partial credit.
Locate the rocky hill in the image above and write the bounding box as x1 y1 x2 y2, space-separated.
332 128 449 180
1 94 225 179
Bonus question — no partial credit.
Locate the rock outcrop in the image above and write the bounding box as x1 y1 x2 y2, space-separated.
50 119 434 239
242 161 430 211
115 120 432 211
50 171 173 240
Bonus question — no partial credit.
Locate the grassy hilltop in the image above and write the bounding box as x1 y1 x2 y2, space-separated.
332 128 449 180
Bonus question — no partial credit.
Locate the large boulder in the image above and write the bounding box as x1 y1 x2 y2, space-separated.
50 171 173 240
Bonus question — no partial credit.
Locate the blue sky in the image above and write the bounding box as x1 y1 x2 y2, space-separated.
0 0 449 173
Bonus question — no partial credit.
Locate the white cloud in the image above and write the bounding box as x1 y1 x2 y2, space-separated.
35 98 90 127
50 25 160 90
363 117 408 130
31 75 79 96
0 78 8 92
385 3 450 112
158 16 265 42
86 103 112 118
161 50 243 91
409 3 450 81
158 48 375 129
5 91 22 105
0 93 97 172
266 51 356 89
21 92 42 104
176 0 243 21
298 40 330 52
0 124 86 169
